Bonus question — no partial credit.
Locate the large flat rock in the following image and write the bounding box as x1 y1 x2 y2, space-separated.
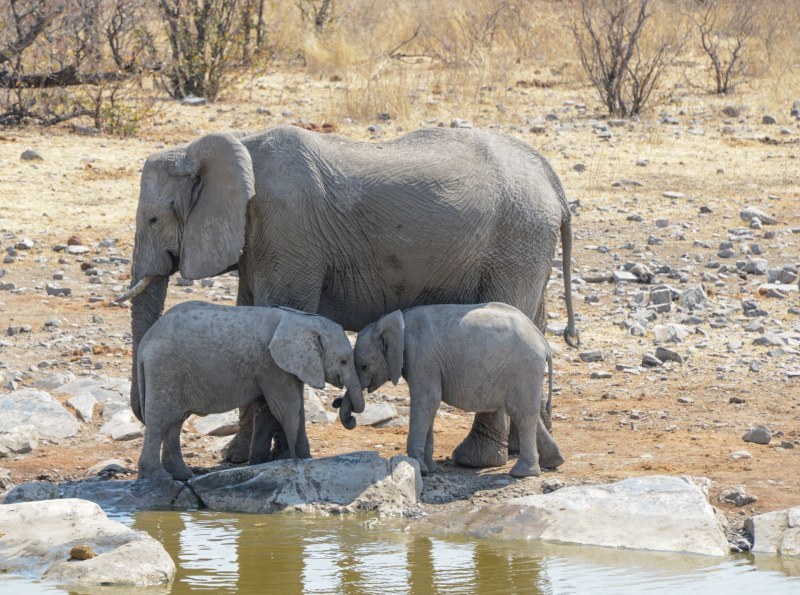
3 451 422 516
191 451 421 514
0 498 174 587
426 475 729 557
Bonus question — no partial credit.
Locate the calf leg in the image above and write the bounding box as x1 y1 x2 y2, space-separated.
161 419 193 480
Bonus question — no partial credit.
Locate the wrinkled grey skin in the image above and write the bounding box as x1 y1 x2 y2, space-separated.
128 125 577 467
354 303 564 477
136 301 361 481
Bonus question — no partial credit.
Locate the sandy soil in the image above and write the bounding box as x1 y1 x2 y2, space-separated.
0 68 798 530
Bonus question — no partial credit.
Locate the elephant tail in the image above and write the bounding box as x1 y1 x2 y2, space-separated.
560 214 580 348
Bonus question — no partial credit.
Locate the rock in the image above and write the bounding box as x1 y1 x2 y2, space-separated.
175 275 194 286
642 353 663 367
99 409 143 441
731 450 751 460
0 390 78 440
450 118 473 129
590 371 613 379
190 451 421 514
69 545 95 560
745 507 800 555
662 191 684 199
34 372 76 390
54 377 130 404
579 349 604 363
67 392 98 422
304 386 331 424
65 245 89 255
762 115 777 124
191 410 238 436
613 270 639 283
14 238 34 250
740 206 778 225
653 324 691 343
354 402 398 426
0 425 39 457
758 283 798 297
45 284 71 297
649 287 672 312
20 149 43 161
743 425 771 445
655 346 683 364
181 94 206 106
425 476 729 557
86 459 130 477
753 333 786 347
719 486 758 507
679 285 708 310
0 499 175 586
722 106 740 118
572 163 586 172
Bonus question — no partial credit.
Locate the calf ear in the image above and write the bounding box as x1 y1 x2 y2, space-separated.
377 310 404 385
269 317 326 389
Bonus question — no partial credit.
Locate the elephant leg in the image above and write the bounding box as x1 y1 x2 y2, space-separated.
509 411 541 478
249 397 278 465
161 419 193 480
423 421 437 474
408 386 441 476
452 409 509 468
536 417 564 469
223 403 255 463
138 419 172 482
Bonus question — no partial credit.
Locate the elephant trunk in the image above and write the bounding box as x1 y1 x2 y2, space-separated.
130 275 168 422
338 394 357 430
335 378 364 430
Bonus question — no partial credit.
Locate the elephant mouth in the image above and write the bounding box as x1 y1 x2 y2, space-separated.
167 250 179 275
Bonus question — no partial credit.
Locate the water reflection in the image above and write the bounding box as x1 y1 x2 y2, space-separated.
2 510 799 594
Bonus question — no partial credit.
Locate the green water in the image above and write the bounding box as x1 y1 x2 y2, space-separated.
2 510 799 594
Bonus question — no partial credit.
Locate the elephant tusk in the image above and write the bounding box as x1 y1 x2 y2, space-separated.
114 275 158 303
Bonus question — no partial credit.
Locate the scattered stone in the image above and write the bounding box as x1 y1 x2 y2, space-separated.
742 425 771 445
762 115 777 125
641 353 663 367
753 334 786 347
759 283 798 298
655 346 683 364
14 238 34 250
99 410 143 441
175 276 194 287
662 191 684 199
649 288 672 313
65 245 89 255
590 371 612 379
66 235 84 246
740 206 778 225
579 349 605 363
0 425 39 457
20 149 43 161
67 393 98 423
69 545 95 561
679 285 708 310
572 163 586 173
677 396 693 404
354 403 398 427
86 459 130 477
450 118 473 129
719 486 758 507
181 94 207 106
304 386 332 424
653 324 691 343
731 450 752 459
722 106 740 118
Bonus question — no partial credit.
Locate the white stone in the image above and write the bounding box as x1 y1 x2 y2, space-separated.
746 507 800 556
0 389 78 440
653 323 691 344
34 372 77 390
304 386 331 424
67 392 97 423
54 376 130 404
429 475 729 557
99 409 143 441
190 410 238 436
354 402 398 426
0 424 39 456
0 498 174 587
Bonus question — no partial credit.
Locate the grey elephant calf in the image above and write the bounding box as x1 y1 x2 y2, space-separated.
352 303 564 478
136 301 362 481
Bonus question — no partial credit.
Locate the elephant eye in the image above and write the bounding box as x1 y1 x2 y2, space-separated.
340 359 347 365
361 364 368 371
148 216 158 227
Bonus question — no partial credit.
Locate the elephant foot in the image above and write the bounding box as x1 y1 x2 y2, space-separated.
539 446 565 470
452 430 508 468
164 462 194 481
509 458 541 478
412 456 433 476
139 466 174 483
222 430 252 464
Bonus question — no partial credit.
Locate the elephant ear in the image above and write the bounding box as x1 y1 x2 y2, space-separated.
175 132 255 280
269 316 326 389
377 310 405 385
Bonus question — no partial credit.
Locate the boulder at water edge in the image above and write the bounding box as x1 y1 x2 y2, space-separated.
746 507 800 556
426 475 730 557
3 451 422 516
0 498 175 587
0 389 78 440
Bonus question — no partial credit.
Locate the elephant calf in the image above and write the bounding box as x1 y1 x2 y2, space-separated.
351 303 564 478
136 301 362 481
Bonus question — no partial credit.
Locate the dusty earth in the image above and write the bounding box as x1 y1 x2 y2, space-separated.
0 68 798 533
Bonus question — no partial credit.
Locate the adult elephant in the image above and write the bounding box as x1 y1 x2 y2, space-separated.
121 124 578 467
